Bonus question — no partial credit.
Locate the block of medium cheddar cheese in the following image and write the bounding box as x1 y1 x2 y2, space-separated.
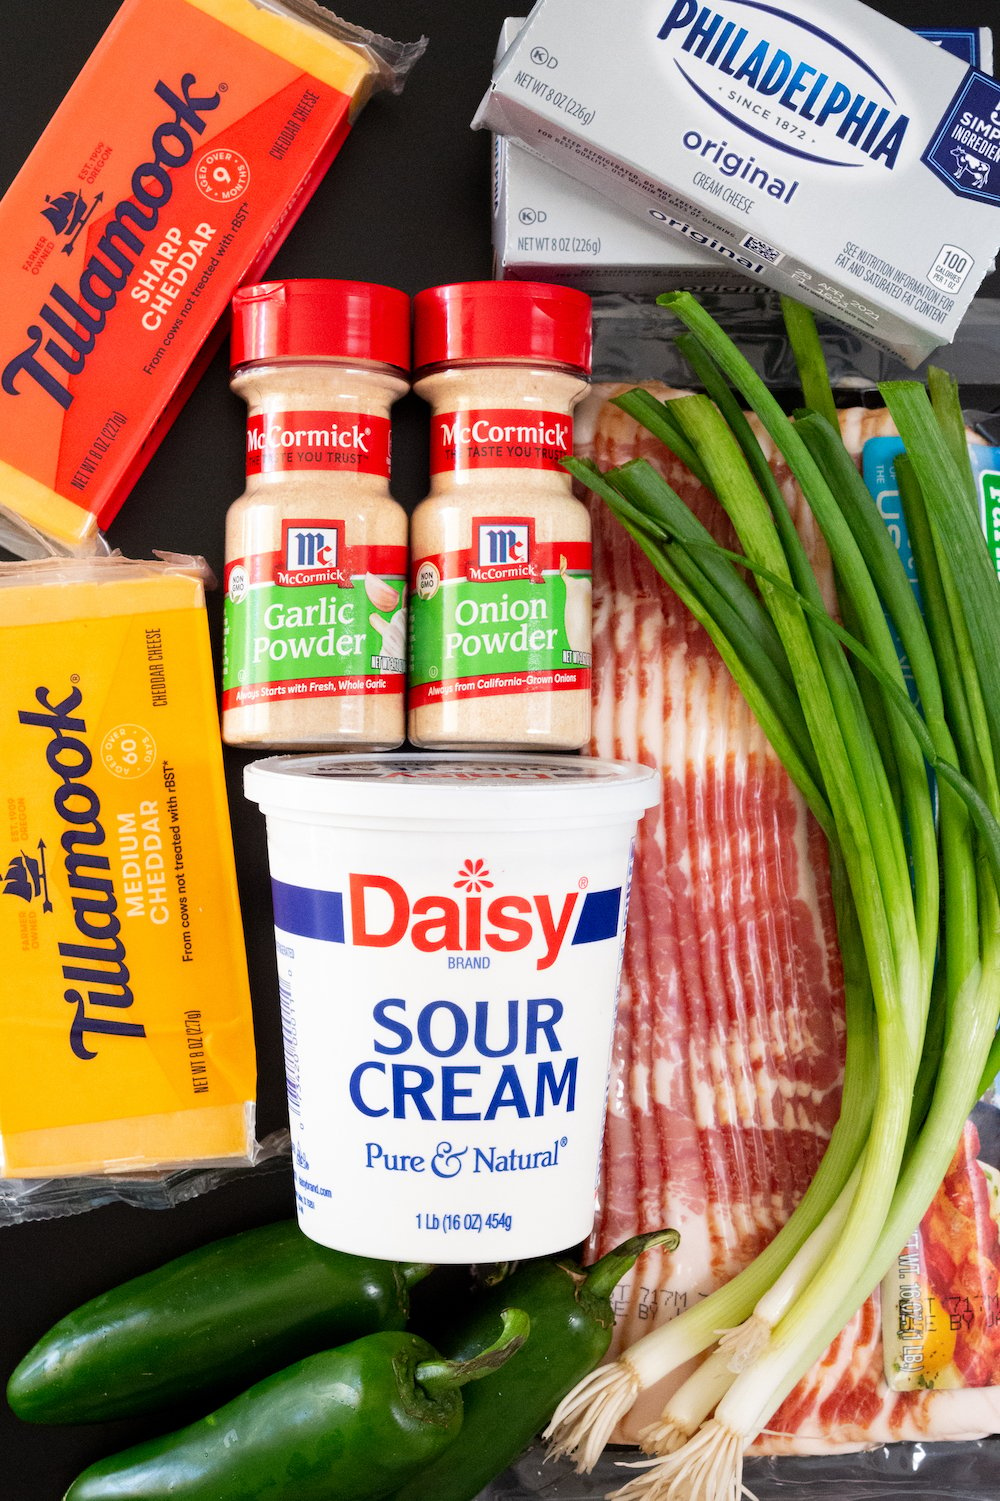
0 0 423 558
0 556 257 1176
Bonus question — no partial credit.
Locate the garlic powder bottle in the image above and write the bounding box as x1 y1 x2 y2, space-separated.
222 280 410 749
408 282 592 750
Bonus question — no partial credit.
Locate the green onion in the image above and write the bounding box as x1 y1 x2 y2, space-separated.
780 295 838 430
545 293 1000 1500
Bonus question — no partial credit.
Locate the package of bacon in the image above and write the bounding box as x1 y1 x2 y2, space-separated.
577 376 1000 1453
474 297 1000 1500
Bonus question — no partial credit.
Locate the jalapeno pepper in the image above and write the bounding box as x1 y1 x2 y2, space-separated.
387 1228 679 1501
62 1311 529 1501
7 1219 431 1424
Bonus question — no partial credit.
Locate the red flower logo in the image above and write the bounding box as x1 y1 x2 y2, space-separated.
454 859 493 893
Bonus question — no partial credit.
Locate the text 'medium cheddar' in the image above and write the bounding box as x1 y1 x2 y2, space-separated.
0 0 413 556
0 557 257 1176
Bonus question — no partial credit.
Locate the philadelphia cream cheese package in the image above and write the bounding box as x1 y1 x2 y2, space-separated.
493 20 994 293
476 0 1000 364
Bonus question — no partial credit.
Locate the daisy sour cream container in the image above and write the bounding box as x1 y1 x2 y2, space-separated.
244 752 658 1261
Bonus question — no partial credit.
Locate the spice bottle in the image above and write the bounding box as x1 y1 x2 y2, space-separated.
222 279 410 749
408 282 593 750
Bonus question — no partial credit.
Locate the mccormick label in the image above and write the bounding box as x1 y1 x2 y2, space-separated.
245 411 391 477
246 754 656 1262
408 527 592 710
223 526 407 711
0 0 378 552
430 408 573 473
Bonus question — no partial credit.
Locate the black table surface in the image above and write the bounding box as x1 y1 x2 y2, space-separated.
2 1 999 1496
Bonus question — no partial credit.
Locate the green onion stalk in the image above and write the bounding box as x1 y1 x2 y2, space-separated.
543 294 1000 1501
544 457 879 1469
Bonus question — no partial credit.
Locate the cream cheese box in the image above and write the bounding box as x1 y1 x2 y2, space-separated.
476 0 1000 364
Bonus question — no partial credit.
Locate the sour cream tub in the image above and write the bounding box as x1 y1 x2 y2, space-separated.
245 752 658 1261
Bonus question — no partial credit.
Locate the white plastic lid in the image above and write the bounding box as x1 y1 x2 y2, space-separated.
244 752 658 824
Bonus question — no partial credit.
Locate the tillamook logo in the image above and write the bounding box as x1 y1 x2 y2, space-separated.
657 1 910 170
248 420 372 457
2 75 222 410
18 685 144 1060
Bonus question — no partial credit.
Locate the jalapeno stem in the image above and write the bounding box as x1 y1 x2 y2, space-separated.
581 1228 681 1302
400 1262 435 1290
414 1307 530 1396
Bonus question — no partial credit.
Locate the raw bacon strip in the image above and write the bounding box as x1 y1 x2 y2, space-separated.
579 385 1000 1452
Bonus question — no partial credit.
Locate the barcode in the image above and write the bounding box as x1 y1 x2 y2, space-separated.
278 977 301 1116
741 233 783 264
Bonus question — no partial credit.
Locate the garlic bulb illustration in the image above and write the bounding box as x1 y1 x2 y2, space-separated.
364 573 400 612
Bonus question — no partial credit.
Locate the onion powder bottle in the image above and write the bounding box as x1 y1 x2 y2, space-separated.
408 281 593 751
223 279 410 750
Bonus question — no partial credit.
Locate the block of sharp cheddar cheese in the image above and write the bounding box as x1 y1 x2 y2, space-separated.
0 0 422 557
0 557 257 1176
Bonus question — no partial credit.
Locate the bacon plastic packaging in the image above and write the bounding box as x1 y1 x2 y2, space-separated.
575 378 1000 1457
0 0 423 558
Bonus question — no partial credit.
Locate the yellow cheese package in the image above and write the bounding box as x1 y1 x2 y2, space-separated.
0 555 257 1178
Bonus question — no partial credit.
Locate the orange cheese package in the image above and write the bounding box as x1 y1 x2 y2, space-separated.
0 0 423 558
0 556 257 1177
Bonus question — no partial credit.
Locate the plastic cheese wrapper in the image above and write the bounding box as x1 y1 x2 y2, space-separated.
0 554 258 1182
0 0 424 561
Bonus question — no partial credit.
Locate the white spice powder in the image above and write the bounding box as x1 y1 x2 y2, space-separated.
223 361 409 750
408 363 592 751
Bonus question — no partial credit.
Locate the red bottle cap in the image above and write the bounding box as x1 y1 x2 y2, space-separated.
231 279 410 372
413 282 592 375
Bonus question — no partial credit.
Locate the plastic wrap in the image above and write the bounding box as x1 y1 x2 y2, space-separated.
591 293 1000 408
0 1130 291 1226
482 1436 1000 1499
253 0 427 95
